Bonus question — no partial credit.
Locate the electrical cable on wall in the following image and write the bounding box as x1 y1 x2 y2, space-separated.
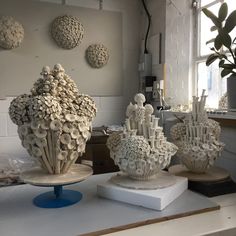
141 0 151 54
99 0 103 10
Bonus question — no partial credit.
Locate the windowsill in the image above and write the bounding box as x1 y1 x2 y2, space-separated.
207 112 236 126
207 112 236 120
163 110 236 126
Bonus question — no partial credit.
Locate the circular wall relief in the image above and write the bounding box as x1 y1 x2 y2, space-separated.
86 44 109 68
51 15 84 49
0 16 24 49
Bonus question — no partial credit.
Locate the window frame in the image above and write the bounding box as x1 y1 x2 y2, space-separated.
193 0 226 107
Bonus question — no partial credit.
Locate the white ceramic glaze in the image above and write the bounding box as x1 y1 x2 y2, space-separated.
0 16 24 49
9 64 97 174
51 15 84 49
219 93 228 109
170 90 224 173
86 44 109 68
107 93 178 180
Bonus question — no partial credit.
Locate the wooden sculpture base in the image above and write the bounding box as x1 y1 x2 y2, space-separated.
110 171 176 190
168 165 230 182
20 164 93 208
169 165 236 197
20 164 93 186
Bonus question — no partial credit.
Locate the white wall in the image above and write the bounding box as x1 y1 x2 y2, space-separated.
141 0 193 106
60 0 142 107
0 0 141 159
140 0 166 80
165 0 193 106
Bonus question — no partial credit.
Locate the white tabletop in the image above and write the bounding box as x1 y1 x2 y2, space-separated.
104 193 236 236
0 172 222 236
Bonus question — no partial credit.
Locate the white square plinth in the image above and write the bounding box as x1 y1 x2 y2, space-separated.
97 176 188 210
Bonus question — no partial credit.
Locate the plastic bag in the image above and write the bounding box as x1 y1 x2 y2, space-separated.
0 154 39 186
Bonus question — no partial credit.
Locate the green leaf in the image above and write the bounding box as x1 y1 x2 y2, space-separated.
210 26 218 31
202 8 222 28
206 53 219 66
217 54 227 60
219 60 225 67
224 10 236 33
214 34 223 50
218 3 228 22
218 28 232 49
221 68 232 77
233 37 236 44
206 38 215 45
222 54 228 59
220 64 236 69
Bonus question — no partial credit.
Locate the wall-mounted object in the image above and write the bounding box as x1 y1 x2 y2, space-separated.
51 15 84 49
0 0 122 96
219 93 227 110
86 44 109 68
0 16 24 49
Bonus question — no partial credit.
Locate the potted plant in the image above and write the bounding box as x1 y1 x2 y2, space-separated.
202 3 236 110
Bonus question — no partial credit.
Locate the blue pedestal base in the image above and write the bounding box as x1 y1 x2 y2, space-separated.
33 186 83 208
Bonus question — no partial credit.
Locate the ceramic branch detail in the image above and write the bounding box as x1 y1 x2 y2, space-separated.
86 44 109 68
107 93 178 180
51 15 84 49
170 90 224 173
219 93 228 109
9 64 97 175
0 16 24 49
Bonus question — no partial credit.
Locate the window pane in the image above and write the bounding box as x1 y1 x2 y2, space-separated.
226 0 236 15
197 61 226 108
201 0 220 7
200 0 236 56
200 3 221 56
225 0 236 40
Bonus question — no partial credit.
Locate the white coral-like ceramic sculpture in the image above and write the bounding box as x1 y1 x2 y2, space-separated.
9 64 97 174
219 93 227 109
86 44 109 68
107 93 178 180
51 15 84 49
0 16 24 49
170 90 224 173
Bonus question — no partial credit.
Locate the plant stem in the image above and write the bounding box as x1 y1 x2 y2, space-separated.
213 48 234 65
229 48 236 64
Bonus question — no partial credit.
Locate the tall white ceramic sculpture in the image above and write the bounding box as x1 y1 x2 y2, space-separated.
9 64 97 174
107 93 178 180
170 90 224 173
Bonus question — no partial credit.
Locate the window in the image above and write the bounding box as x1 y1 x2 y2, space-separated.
195 0 235 108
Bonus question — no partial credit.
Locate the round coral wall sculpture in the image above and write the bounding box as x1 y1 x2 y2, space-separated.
0 16 24 49
51 15 84 49
86 44 109 68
